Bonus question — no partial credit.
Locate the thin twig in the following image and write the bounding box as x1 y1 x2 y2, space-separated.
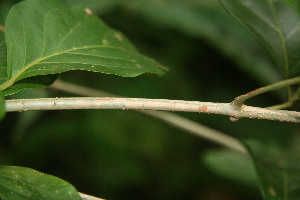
232 76 300 109
140 110 248 153
267 84 300 110
266 101 294 110
5 97 300 123
49 80 247 153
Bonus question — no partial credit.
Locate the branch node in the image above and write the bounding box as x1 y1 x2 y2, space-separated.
231 97 244 110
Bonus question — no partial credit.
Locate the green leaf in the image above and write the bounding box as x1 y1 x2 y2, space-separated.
247 142 300 200
0 0 166 92
0 1 59 96
2 74 58 96
62 0 125 15
284 0 300 14
0 165 82 200
205 141 300 200
0 59 6 87
203 149 257 186
0 91 4 120
221 0 300 77
0 1 10 85
125 0 282 87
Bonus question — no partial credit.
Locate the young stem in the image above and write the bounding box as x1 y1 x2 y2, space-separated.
231 76 300 109
5 97 300 123
267 84 300 110
142 110 248 153
49 80 247 153
267 101 294 110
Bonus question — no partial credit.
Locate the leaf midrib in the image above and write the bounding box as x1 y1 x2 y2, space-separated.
0 45 138 91
267 0 290 76
237 0 290 76
238 0 280 33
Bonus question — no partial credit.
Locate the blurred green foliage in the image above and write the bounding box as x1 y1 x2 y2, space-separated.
0 0 300 200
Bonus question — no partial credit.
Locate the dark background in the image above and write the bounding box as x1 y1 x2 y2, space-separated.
1 0 299 200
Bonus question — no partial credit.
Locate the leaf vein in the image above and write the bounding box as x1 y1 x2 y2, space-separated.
61 52 136 62
286 24 300 41
0 182 33 198
36 61 136 69
55 20 84 52
238 0 280 33
267 0 289 75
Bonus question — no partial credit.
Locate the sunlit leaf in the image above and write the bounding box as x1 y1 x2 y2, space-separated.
221 0 300 77
2 74 58 96
0 91 4 120
0 165 82 200
0 0 58 95
0 1 10 86
62 0 125 15
0 62 6 86
0 0 166 92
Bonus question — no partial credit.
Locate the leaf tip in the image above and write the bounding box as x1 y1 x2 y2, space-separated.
157 65 169 73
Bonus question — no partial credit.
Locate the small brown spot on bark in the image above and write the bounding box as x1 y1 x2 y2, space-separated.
85 8 93 15
0 26 4 32
198 106 208 112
